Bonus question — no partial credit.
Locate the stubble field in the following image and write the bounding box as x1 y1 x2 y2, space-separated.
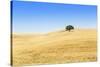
12 29 97 66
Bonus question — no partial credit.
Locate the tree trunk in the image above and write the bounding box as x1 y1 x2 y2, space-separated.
68 30 70 32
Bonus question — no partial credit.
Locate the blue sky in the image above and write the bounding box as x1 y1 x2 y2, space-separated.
12 1 97 33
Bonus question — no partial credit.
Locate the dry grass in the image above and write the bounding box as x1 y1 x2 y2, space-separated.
12 29 97 66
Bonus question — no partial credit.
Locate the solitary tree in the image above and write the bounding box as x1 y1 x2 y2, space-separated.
65 25 74 32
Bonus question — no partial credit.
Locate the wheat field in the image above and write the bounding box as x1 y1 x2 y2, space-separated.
12 29 97 66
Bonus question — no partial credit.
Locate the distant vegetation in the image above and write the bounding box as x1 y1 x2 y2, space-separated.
65 25 74 32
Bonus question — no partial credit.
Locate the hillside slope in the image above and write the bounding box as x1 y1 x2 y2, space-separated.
12 29 97 66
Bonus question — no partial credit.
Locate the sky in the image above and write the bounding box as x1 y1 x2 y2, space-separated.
11 1 97 33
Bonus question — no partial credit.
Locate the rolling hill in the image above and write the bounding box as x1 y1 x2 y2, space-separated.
12 29 97 66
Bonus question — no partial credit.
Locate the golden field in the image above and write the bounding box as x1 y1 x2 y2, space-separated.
12 29 97 66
